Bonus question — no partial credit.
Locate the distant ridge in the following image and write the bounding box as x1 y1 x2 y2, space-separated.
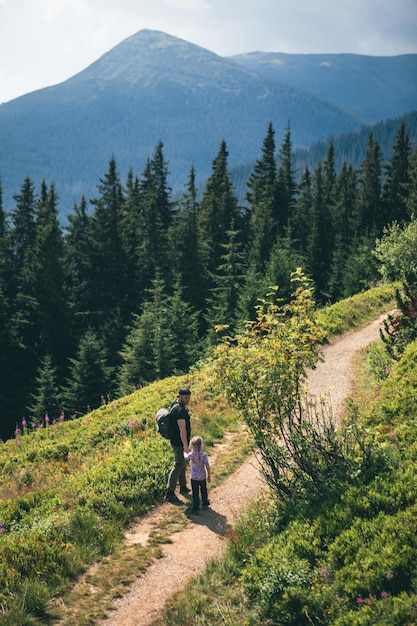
1 29 416 220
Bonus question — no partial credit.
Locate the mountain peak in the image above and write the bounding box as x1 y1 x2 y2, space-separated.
74 28 221 87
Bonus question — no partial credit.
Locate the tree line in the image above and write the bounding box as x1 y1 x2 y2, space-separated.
0 120 416 439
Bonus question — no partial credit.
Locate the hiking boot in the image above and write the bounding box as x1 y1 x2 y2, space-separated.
202 501 210 509
179 487 191 495
164 493 182 504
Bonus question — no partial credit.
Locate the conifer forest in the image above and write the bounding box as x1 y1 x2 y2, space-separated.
0 120 416 439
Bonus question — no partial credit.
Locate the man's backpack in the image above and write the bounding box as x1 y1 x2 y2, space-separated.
155 405 175 439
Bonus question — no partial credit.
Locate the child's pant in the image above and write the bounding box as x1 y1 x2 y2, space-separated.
191 478 209 511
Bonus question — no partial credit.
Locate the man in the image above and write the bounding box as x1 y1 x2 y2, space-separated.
164 388 192 503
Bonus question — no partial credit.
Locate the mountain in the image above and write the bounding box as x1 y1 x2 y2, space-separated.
0 29 416 221
229 52 417 123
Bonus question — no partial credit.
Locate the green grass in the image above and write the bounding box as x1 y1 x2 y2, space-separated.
0 284 402 624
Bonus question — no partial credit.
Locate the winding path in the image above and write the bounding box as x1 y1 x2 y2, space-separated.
100 313 388 626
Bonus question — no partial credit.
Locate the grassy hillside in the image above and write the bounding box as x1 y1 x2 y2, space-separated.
0 283 398 624
156 287 417 626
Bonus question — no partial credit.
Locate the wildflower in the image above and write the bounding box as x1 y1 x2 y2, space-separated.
320 568 329 578
381 591 389 598
0 523 6 533
356 597 364 604
22 418 27 427
386 571 393 580
14 425 20 437
386 389 391 395
385 366 391 374
45 413 49 423
389 432 396 439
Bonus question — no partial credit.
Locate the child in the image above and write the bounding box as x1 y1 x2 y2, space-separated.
184 436 210 514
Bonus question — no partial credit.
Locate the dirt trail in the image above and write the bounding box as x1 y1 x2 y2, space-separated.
100 313 387 626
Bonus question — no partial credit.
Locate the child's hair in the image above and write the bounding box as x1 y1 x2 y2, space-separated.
190 435 203 450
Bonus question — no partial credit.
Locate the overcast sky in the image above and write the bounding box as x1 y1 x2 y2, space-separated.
1 0 417 104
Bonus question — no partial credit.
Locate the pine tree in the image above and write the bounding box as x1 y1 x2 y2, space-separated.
31 182 68 372
382 120 412 224
118 275 176 389
328 163 358 299
307 163 333 301
134 142 174 294
199 140 241 285
169 166 207 319
89 157 128 355
205 228 246 343
62 329 114 417
245 122 278 274
8 177 37 303
405 147 417 219
167 278 201 372
120 170 145 310
263 234 305 302
275 124 297 235
357 132 383 236
64 195 94 343
290 166 313 256
27 354 62 424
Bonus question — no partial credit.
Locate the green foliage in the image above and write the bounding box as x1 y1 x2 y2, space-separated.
374 218 417 286
211 269 377 503
0 371 236 621
227 339 417 625
316 282 397 337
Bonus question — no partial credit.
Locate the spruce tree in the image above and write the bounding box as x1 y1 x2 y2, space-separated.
169 166 206 319
328 163 358 299
199 140 241 286
290 166 313 256
89 157 128 356
27 354 62 424
62 329 114 417
382 120 411 224
307 163 333 301
118 275 176 390
205 228 246 343
245 122 278 274
405 147 417 219
167 278 201 372
357 132 383 236
31 182 68 373
64 195 94 345
275 124 298 235
134 142 174 295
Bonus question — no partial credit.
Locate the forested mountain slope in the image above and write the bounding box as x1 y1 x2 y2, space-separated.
1 29 415 218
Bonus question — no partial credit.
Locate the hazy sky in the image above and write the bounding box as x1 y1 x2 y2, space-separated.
1 0 417 104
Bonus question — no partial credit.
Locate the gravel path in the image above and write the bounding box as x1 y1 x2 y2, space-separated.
100 313 387 626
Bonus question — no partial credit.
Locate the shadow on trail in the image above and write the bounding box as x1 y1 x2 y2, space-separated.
185 505 229 537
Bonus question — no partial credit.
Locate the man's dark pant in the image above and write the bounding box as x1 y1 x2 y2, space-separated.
191 478 208 511
166 446 187 494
